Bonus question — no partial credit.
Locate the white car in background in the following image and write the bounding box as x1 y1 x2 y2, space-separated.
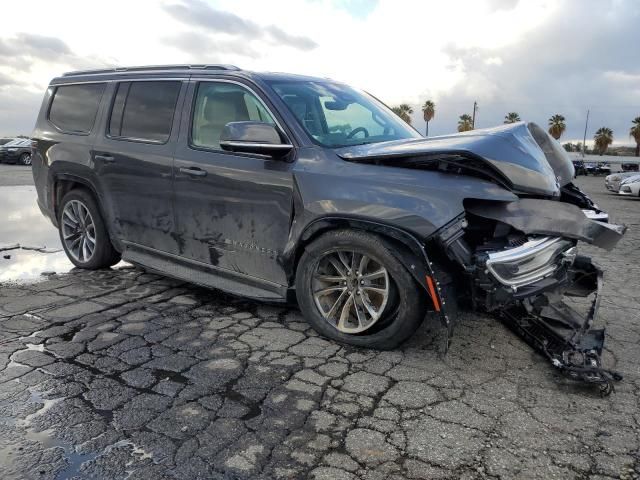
618 175 640 196
605 171 640 192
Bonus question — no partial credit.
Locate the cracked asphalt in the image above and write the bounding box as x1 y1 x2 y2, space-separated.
0 173 639 480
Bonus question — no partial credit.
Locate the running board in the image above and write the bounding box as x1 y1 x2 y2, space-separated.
122 243 287 302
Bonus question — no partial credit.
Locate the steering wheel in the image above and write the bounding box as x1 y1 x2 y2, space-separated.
347 127 369 139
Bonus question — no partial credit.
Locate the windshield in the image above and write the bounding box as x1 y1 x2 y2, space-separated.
267 80 421 148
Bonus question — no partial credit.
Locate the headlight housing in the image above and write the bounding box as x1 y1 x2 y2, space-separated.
485 237 575 288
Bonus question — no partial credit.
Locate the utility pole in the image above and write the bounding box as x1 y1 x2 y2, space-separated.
582 109 590 158
472 101 478 129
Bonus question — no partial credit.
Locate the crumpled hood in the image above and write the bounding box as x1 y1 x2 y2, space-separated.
336 122 575 197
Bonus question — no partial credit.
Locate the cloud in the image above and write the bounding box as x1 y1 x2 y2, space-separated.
18 33 73 57
486 0 519 11
0 87 42 135
163 0 317 50
0 33 74 68
264 26 318 51
0 0 638 146
162 31 259 59
416 0 640 144
0 33 113 76
0 72 18 87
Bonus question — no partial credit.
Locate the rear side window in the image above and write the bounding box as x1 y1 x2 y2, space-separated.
108 81 181 143
48 83 106 134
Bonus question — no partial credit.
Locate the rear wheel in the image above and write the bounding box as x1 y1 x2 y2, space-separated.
58 189 121 269
296 230 427 350
19 153 32 166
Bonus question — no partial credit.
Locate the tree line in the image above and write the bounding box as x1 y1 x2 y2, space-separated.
390 102 640 157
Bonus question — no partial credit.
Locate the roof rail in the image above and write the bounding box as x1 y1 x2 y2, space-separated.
62 64 241 77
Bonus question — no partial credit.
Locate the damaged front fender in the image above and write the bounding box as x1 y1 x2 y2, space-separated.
466 198 626 250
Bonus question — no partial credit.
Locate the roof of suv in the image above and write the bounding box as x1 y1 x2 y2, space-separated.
51 64 332 85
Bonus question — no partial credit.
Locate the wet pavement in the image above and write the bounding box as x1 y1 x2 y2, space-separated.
0 175 639 480
0 164 126 282
0 184 76 282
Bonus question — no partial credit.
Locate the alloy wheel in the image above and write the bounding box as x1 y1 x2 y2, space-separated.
61 200 96 263
21 153 32 165
311 249 390 333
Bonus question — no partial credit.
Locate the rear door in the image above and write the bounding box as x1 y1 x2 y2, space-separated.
92 79 187 254
172 79 295 286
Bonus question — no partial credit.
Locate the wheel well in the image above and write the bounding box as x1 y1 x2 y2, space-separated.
53 179 90 218
291 218 440 293
52 177 121 253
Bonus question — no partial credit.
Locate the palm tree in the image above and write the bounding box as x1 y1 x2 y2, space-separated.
392 104 413 124
504 112 521 124
457 114 474 132
548 114 566 140
630 117 640 157
594 127 613 155
422 100 435 136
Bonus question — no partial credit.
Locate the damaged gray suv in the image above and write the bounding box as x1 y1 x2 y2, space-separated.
32 65 626 393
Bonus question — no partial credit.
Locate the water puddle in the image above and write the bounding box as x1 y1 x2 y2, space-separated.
0 186 127 283
0 385 155 479
0 185 75 282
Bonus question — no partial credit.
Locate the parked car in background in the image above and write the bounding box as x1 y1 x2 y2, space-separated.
30 65 626 393
605 172 640 192
584 162 611 176
0 138 14 145
572 159 586 176
619 175 640 196
0 138 32 165
621 162 639 172
597 163 611 175
584 162 597 175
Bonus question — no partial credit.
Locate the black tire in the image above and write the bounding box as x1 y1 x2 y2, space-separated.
58 189 121 269
19 153 32 166
295 229 427 350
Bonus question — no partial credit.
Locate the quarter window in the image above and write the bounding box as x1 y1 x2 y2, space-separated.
108 81 181 143
49 83 106 134
191 82 276 150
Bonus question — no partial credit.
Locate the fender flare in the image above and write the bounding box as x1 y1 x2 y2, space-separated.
48 168 121 251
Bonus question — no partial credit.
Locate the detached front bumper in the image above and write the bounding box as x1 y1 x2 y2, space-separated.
486 251 622 394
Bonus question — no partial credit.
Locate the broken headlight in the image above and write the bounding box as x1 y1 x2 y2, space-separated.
485 237 575 288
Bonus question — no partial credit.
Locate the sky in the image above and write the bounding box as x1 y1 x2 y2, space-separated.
1 0 639 146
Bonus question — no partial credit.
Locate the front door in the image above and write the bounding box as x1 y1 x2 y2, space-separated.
172 80 295 286
92 79 186 254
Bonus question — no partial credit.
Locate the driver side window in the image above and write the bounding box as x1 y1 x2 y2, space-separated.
191 82 276 150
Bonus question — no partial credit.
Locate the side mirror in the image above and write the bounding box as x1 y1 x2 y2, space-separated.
220 121 293 158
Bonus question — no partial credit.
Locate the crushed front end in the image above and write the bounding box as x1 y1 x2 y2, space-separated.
436 198 626 395
338 121 627 394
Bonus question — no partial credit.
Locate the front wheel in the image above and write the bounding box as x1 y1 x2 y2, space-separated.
296 230 428 350
58 189 121 269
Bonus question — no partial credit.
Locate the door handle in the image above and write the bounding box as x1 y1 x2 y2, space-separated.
179 166 207 177
95 154 115 163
